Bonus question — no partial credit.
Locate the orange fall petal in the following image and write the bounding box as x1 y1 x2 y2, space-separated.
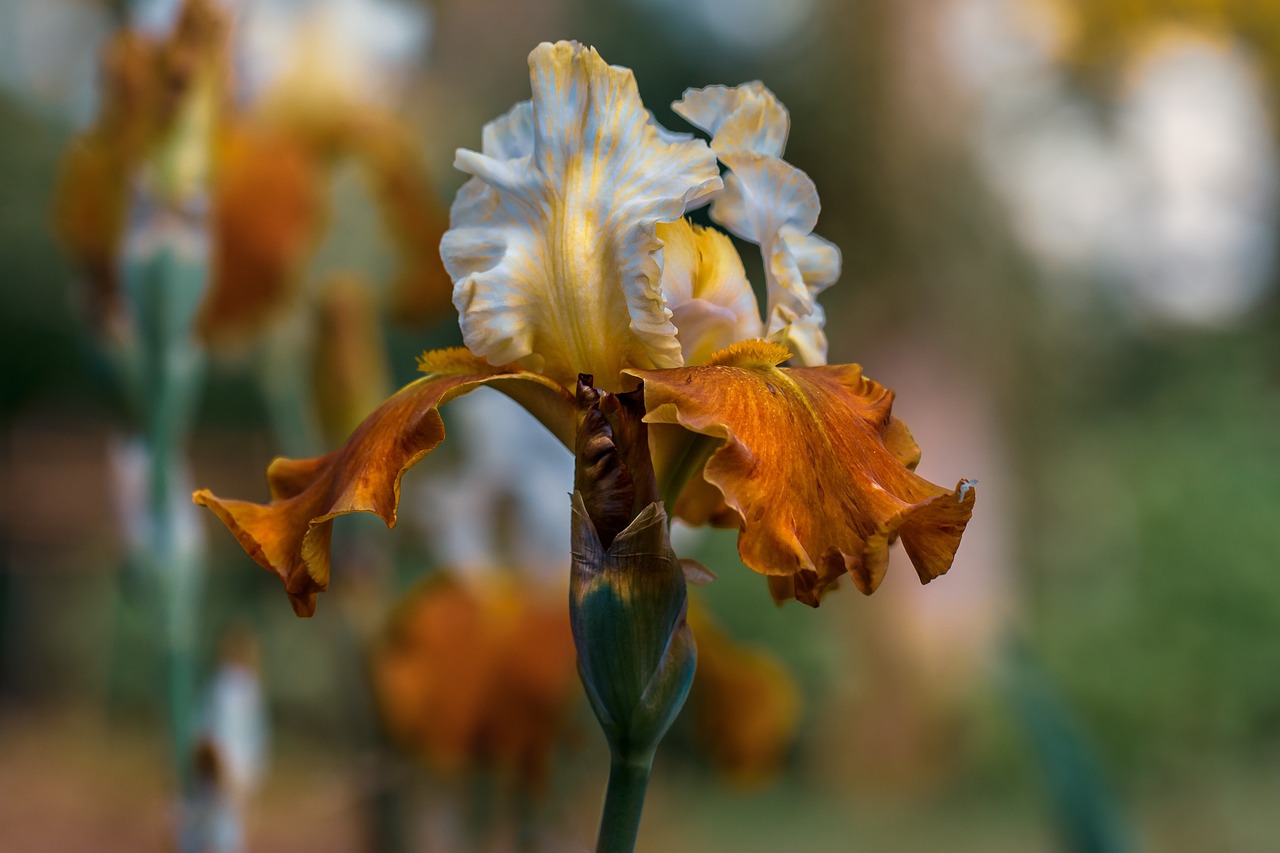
628 341 975 605
193 350 572 615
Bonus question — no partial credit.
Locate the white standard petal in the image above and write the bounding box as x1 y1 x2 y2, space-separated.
441 41 723 389
480 100 535 160
675 82 789 158
674 82 840 365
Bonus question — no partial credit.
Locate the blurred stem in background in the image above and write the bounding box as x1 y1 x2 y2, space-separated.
91 2 232 848
122 201 209 785
254 308 324 459
1002 639 1136 853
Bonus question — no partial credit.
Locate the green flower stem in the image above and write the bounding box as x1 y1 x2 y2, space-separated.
657 434 717 517
596 754 654 853
572 385 697 853
133 246 207 795
256 312 324 458
165 616 197 789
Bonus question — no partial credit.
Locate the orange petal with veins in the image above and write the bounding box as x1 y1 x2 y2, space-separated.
628 340 974 605
194 349 571 616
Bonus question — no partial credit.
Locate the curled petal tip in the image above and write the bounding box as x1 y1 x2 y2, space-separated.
289 591 318 618
675 82 838 367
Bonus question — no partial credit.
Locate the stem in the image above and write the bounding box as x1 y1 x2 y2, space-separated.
124 201 210 823
595 755 653 853
657 434 717 518
166 629 196 790
257 313 324 458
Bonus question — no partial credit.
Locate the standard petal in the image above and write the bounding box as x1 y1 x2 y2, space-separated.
442 41 723 390
656 218 763 365
627 341 975 605
674 82 789 159
194 349 572 615
480 100 535 160
674 85 840 366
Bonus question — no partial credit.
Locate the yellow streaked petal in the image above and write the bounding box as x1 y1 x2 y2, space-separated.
441 41 723 390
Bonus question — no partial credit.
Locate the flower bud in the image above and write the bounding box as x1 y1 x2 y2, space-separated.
570 377 696 762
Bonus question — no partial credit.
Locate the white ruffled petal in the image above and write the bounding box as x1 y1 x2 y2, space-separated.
647 111 696 145
441 41 723 389
712 157 819 243
480 100 535 160
674 83 840 366
675 82 789 159
769 296 828 367
764 226 839 353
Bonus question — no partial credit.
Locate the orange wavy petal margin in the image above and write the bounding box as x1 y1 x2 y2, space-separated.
194 349 571 616
628 341 975 605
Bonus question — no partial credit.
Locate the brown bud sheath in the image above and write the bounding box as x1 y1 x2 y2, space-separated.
569 375 696 761
573 376 658 549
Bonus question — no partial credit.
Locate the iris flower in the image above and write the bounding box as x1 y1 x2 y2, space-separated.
194 41 975 617
54 0 450 345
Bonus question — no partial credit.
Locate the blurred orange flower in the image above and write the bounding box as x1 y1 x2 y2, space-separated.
53 0 229 327
52 0 451 344
372 574 579 788
686 602 800 787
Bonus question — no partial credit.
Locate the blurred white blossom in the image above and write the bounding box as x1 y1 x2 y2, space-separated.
948 0 1278 328
413 389 573 579
233 0 430 107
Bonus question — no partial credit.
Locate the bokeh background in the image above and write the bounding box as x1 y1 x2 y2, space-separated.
3 0 1280 851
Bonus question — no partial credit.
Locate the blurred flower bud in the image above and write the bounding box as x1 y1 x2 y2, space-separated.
571 378 696 763
144 0 227 206
53 0 229 338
